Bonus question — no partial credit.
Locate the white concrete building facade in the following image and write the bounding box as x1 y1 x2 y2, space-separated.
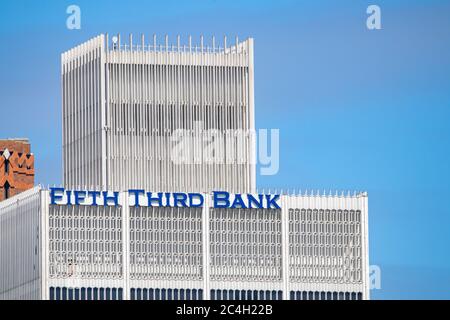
0 187 369 300
62 34 255 193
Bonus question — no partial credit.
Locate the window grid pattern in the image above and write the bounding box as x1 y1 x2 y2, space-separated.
211 289 282 300
48 205 123 279
210 208 282 282
130 206 203 280
289 290 363 300
130 287 203 300
49 286 123 300
289 209 362 284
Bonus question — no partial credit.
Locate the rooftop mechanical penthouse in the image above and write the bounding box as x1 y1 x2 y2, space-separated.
62 34 255 193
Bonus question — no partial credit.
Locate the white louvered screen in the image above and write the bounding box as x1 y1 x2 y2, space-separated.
48 205 123 279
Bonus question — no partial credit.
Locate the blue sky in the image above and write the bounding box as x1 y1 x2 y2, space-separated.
1 0 449 299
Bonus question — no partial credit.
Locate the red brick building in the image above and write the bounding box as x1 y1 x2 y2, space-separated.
0 139 34 201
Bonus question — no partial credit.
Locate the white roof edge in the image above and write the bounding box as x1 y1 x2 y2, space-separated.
0 185 42 211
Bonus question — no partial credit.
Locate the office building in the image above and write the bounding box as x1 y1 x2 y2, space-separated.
0 34 370 300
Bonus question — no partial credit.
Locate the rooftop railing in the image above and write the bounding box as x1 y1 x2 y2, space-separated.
106 34 249 54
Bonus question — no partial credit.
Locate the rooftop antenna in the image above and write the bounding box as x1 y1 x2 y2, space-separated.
112 35 118 50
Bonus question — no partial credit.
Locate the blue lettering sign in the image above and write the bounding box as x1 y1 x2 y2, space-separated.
48 187 281 209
